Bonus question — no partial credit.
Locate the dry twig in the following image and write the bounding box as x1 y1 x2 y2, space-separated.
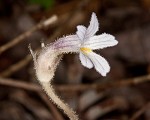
0 77 41 91
0 74 150 92
0 15 57 54
129 102 150 120
0 55 31 77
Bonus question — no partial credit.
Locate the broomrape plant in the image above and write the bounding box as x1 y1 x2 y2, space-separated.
29 12 118 120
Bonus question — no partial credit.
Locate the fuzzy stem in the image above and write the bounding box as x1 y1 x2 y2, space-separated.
29 36 80 120
41 81 79 120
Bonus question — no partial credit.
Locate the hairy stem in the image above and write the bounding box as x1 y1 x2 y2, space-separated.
29 45 79 120
41 82 78 120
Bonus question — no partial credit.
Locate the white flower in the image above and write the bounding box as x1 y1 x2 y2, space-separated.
29 12 118 120
45 12 118 76
75 12 118 76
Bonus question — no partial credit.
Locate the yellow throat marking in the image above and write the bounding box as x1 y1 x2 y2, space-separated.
80 47 92 55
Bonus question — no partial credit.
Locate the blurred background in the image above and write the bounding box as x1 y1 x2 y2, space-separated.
0 0 150 120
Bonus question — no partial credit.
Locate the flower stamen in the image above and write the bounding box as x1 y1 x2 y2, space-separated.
80 47 92 55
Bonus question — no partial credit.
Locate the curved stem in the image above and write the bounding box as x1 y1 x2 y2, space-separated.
29 38 79 120
41 82 78 120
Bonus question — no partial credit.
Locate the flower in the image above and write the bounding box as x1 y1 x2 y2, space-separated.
38 12 118 77
52 12 118 76
75 12 118 76
29 12 118 120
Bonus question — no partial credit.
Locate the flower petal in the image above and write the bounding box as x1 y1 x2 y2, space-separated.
79 52 93 69
88 52 110 76
76 25 86 41
84 33 118 50
52 35 80 53
86 12 99 39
